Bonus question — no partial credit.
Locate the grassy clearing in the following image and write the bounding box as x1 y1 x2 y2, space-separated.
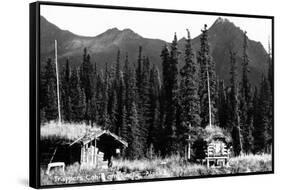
40 154 272 186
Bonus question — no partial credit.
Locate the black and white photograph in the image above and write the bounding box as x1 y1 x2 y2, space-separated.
32 2 273 187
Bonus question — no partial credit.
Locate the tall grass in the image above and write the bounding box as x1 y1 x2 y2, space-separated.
41 154 272 185
228 153 272 173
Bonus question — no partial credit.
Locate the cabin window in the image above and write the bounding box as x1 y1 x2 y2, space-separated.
116 149 120 154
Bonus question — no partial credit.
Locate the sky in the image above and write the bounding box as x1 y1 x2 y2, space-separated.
41 5 272 51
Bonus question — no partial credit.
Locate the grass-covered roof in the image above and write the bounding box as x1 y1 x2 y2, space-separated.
202 125 232 143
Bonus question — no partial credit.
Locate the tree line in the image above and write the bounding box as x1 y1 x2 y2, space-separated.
40 25 273 159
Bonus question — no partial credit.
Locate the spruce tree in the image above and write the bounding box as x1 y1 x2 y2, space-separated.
62 59 71 122
80 48 95 124
243 110 254 154
88 93 98 126
126 102 142 159
198 24 217 128
109 89 118 133
95 73 104 126
240 31 253 154
229 51 243 156
69 68 86 122
241 31 251 104
44 58 58 121
124 53 131 110
147 64 161 154
40 65 47 123
116 73 126 137
141 56 152 153
80 48 94 101
125 63 144 159
112 49 127 137
253 76 271 153
217 80 229 128
123 53 137 126
252 87 259 151
120 105 128 140
161 33 179 155
136 46 143 94
107 64 117 132
160 44 170 155
179 29 201 155
135 47 145 146
100 62 110 130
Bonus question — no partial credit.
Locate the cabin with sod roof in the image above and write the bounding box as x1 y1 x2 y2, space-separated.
69 130 128 168
40 123 128 171
202 125 232 168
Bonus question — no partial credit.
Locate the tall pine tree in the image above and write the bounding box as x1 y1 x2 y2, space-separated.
126 102 143 159
253 75 271 153
147 63 161 155
61 59 71 122
240 31 253 154
229 51 243 156
217 80 229 128
162 33 179 154
141 56 152 153
44 58 58 121
69 67 86 122
80 48 95 124
179 29 201 155
198 24 217 128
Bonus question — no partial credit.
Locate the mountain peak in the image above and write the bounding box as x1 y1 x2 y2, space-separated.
104 27 121 34
214 17 230 25
100 27 141 38
209 17 237 33
121 28 142 38
122 28 134 32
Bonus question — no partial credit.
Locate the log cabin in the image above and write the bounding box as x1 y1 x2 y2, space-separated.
40 128 128 169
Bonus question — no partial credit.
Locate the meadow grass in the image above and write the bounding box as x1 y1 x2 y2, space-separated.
228 153 272 173
40 154 272 185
